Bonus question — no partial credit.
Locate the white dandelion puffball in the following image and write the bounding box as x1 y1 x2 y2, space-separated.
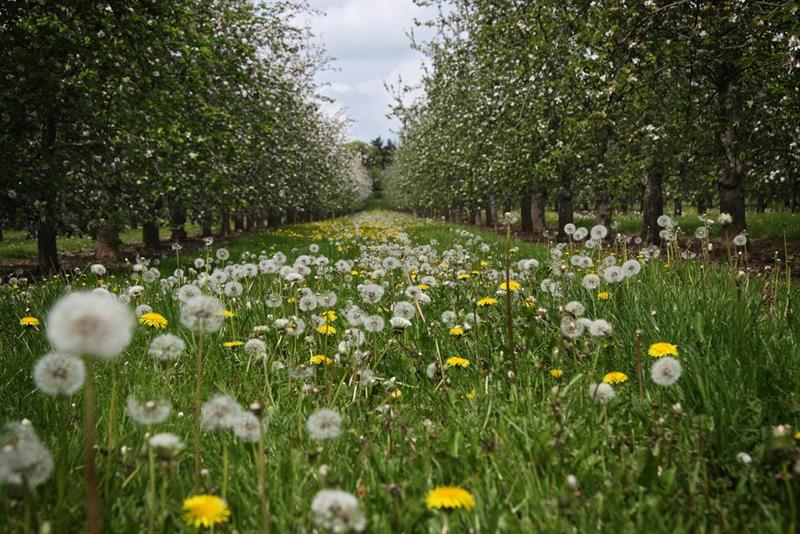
590 224 608 241
0 422 54 489
33 352 86 396
180 295 225 333
589 382 615 403
390 316 411 330
651 357 683 386
148 334 186 361
233 412 262 442
306 408 342 441
46 291 134 359
244 338 267 357
736 452 752 465
363 315 385 333
148 433 184 456
201 395 244 432
588 319 613 337
311 489 367 533
733 234 747 247
90 264 107 276
126 397 172 425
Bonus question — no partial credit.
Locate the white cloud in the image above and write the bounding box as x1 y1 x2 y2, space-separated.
304 0 438 141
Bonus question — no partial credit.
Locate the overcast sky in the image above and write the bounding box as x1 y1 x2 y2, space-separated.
303 0 437 142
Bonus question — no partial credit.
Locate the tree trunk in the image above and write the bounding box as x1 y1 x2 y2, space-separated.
220 209 231 236
267 211 281 228
233 213 244 232
717 62 746 236
485 196 496 227
531 190 546 236
756 196 766 213
94 223 120 262
246 213 256 232
674 198 682 216
170 209 187 241
595 192 613 228
142 220 160 249
37 220 59 274
557 169 573 240
520 193 533 234
201 222 213 238
642 166 664 245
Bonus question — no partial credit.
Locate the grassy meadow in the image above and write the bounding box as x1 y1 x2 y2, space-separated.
1 211 799 532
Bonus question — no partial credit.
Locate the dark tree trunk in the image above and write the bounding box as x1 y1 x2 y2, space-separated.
267 211 281 228
201 222 213 237
288 210 297 224
531 190 546 236
220 209 231 236
642 166 664 245
697 197 708 215
37 220 59 274
233 213 244 232
170 209 187 241
520 193 533 234
38 110 60 274
94 223 120 262
246 213 256 231
485 196 496 226
557 169 573 240
717 62 746 236
142 220 160 249
674 198 682 216
756 196 766 213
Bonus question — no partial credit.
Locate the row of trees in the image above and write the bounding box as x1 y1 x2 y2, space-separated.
0 0 372 272
386 1 800 240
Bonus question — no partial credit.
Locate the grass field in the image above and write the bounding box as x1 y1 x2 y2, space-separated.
1 211 799 532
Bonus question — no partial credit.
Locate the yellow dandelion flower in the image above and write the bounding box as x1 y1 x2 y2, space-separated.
223 341 243 348
426 486 475 511
479 261 489 267
389 388 402 399
499 280 521 292
550 368 564 379
597 291 610 300
603 371 629 384
217 309 235 318
321 310 337 322
449 325 465 336
457 273 471 280
310 354 332 365
139 312 168 329
417 283 430 290
19 316 40 327
316 324 336 335
445 356 470 368
286 296 298 304
477 297 497 307
466 390 477 400
182 494 230 528
648 342 678 358
351 269 359 276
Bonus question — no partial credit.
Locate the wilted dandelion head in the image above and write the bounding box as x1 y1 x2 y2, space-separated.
311 489 366 533
390 316 411 330
306 408 342 441
127 396 172 425
33 352 85 396
180 295 225 334
651 357 682 386
201 395 243 432
0 422 53 489
148 333 186 361
588 382 615 403
46 291 134 359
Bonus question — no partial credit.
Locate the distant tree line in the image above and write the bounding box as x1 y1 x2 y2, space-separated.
0 0 371 272
386 1 800 241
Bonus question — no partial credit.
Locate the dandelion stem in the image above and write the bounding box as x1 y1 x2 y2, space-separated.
222 437 229 500
504 222 516 377
147 444 157 534
255 435 270 534
83 358 102 534
193 334 204 491
634 335 644 399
